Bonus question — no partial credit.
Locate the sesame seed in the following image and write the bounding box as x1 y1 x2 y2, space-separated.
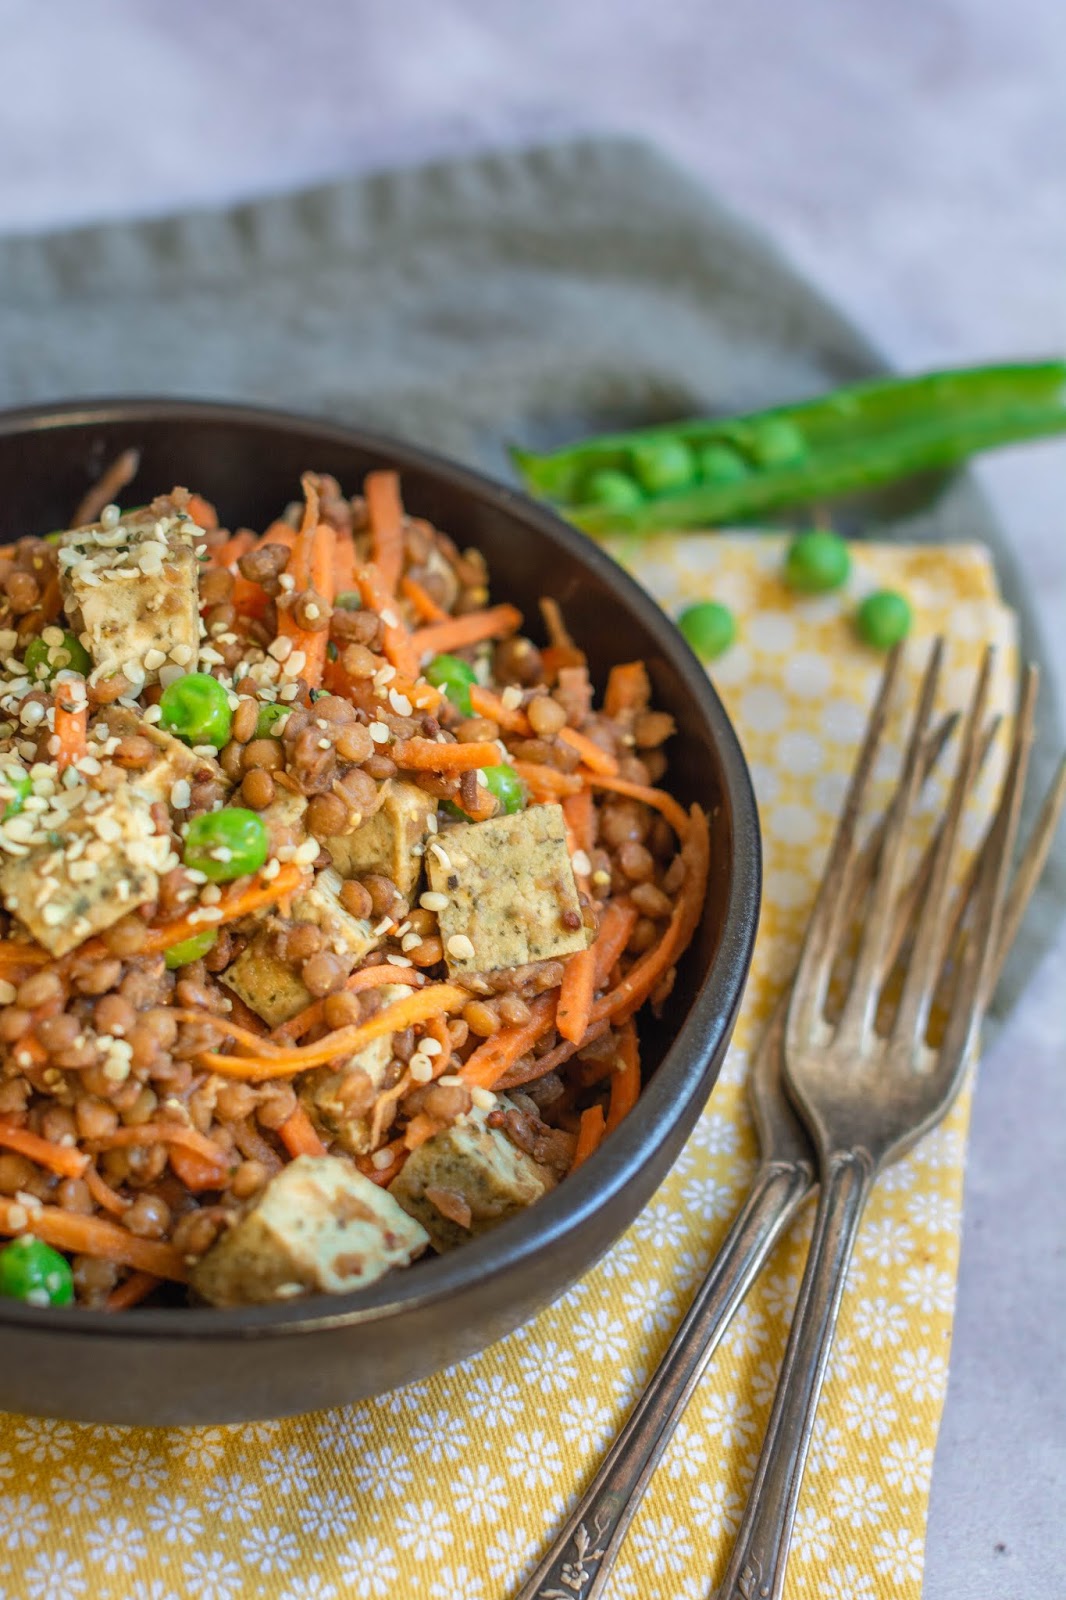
420 1037 443 1057
400 932 422 952
285 650 307 677
428 841 452 869
261 858 281 881
389 689 412 716
294 838 321 865
385 953 413 968
317 737 331 752
501 685 523 710
408 1055 434 1083
269 636 293 662
427 813 439 834
143 648 167 672
372 916 393 936
170 779 192 810
437 1074 462 1087
571 850 592 877
100 504 121 529
169 643 194 666
142 704 163 724
371 1148 395 1170
470 1086 496 1111
379 608 399 629
591 869 611 886
419 891 448 913
446 933 475 961
6 1205 28 1232
278 573 296 593
368 722 390 744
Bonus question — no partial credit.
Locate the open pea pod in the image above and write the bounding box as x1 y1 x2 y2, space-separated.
510 360 1066 535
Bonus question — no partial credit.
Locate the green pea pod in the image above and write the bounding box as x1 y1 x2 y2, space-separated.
510 360 1066 535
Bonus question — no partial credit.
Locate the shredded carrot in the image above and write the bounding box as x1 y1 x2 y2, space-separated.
0 941 49 972
259 520 300 552
403 1113 443 1151
171 1010 288 1058
139 863 310 956
391 738 502 773
604 661 650 719
105 1271 161 1311
400 573 449 624
71 448 141 527
230 573 271 622
212 529 256 569
592 806 708 1026
410 603 522 662
592 901 639 987
199 984 469 1080
54 683 87 772
0 1122 88 1181
498 1019 612 1088
366 471 405 595
584 775 691 839
539 597 575 651
459 992 558 1090
277 522 335 688
510 761 583 799
0 1196 188 1281
271 963 424 1044
556 946 597 1045
606 1019 641 1134
91 1123 229 1165
562 789 595 856
571 1104 606 1171
469 684 532 736
355 564 420 679
185 493 218 532
11 1034 47 1070
278 1104 328 1160
559 727 619 776
541 644 586 679
84 1164 129 1217
168 1144 230 1194
356 1139 407 1187
334 530 357 594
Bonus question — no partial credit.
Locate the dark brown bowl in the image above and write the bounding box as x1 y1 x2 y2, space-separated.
0 399 760 1424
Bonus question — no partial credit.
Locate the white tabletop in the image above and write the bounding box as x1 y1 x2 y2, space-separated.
3 1 1064 1592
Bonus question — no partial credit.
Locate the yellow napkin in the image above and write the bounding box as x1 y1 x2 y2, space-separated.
0 536 1017 1600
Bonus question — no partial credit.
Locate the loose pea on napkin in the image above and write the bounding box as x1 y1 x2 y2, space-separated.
0 535 1017 1600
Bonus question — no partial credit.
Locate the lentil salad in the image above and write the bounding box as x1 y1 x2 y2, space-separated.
0 462 707 1310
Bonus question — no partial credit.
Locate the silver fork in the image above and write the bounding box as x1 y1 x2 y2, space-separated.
516 665 1063 1600
713 642 1036 1600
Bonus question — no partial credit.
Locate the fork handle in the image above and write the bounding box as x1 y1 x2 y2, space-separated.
512 1159 814 1600
715 1149 874 1600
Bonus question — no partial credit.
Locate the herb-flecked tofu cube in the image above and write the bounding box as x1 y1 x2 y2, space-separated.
100 707 223 809
300 985 413 1155
221 866 381 1027
388 1099 555 1251
191 1156 429 1306
58 510 201 690
324 780 436 895
0 785 176 956
425 803 587 976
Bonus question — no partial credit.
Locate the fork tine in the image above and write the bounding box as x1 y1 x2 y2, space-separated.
932 665 1037 1086
833 640 944 1047
878 714 1002 984
892 644 995 1050
788 645 904 1043
988 752 1066 995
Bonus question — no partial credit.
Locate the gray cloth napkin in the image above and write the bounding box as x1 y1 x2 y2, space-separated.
0 135 1060 1021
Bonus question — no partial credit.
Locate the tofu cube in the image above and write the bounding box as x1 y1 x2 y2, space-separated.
191 1155 429 1306
426 803 587 976
324 780 436 895
100 707 223 808
300 985 413 1155
58 510 201 689
388 1099 555 1251
0 786 175 956
259 787 309 857
222 866 380 1027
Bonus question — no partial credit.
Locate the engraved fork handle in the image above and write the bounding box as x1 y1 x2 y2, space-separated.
512 1159 814 1600
715 1149 874 1600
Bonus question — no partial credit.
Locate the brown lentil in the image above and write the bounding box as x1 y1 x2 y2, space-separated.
241 768 276 809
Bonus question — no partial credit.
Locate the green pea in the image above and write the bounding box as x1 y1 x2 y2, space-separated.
784 529 851 594
696 442 750 487
164 928 219 969
255 702 289 740
580 469 644 511
1 767 32 821
159 672 233 749
482 763 526 815
678 600 736 661
182 808 269 882
335 591 362 611
630 438 697 496
22 630 91 684
747 417 807 469
0 1236 74 1307
425 654 477 718
856 590 912 650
